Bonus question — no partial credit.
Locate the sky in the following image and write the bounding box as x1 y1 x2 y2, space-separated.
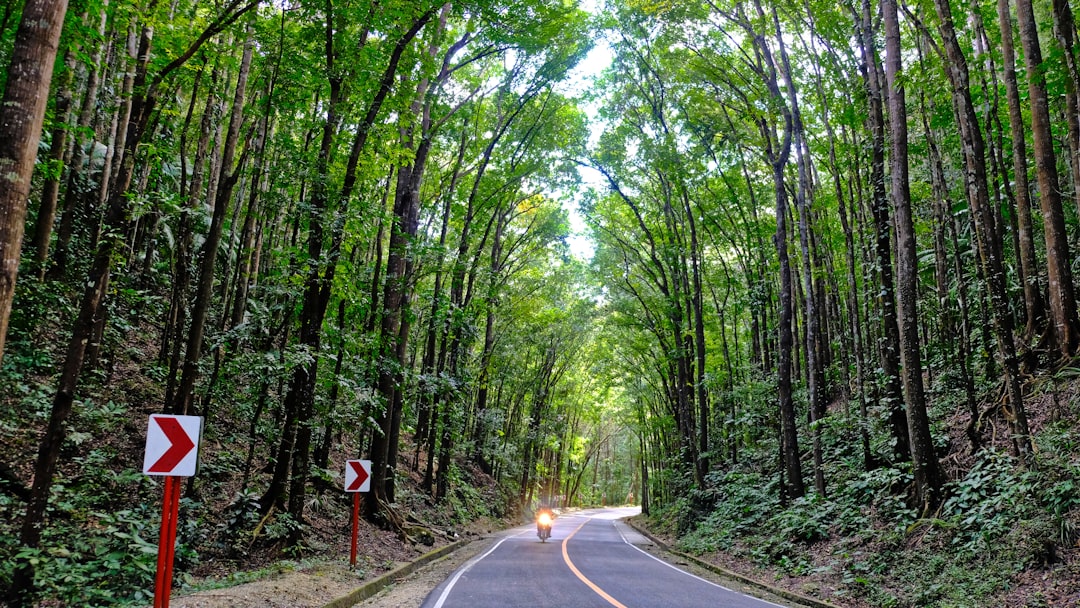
557 1 613 262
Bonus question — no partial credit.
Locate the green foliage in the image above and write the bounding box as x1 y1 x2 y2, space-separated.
939 451 1039 556
671 440 1080 606
2 278 72 368
216 490 263 558
768 494 833 544
841 466 917 530
263 512 301 543
1 494 159 607
7 0 1080 604
677 471 778 554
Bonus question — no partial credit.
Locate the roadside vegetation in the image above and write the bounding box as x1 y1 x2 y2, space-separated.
645 383 1080 606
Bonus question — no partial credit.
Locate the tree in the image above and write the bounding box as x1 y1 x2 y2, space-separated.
995 0 1045 337
882 0 942 513
9 2 257 601
0 0 70 364
927 0 1032 457
1015 0 1080 357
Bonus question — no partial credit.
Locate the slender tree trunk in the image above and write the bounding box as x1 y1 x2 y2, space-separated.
173 27 253 416
930 0 1033 457
269 0 417 525
750 20 804 499
229 8 283 329
1050 0 1080 226
53 19 132 281
922 104 981 453
858 0 910 463
165 59 217 409
271 0 347 523
815 42 872 469
771 5 824 496
886 0 943 513
472 203 508 472
229 126 269 329
996 0 1045 337
319 4 439 521
1016 0 1080 357
680 186 709 483
417 165 457 467
29 45 75 274
314 292 348 472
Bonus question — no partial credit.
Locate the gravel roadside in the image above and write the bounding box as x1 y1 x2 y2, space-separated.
165 537 491 608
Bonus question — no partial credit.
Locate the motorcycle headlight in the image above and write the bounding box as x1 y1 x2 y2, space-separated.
537 513 552 526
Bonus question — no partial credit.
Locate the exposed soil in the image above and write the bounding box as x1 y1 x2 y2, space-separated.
169 518 504 608
349 539 492 608
167 551 473 608
170 563 374 608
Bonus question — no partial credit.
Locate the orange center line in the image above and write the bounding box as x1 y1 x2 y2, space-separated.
561 518 629 608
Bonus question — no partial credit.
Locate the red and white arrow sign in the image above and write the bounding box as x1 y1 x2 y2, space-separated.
345 459 371 492
143 415 202 476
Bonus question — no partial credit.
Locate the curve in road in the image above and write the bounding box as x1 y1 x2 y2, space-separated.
422 507 792 608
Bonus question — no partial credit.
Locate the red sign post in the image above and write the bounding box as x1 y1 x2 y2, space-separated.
345 459 371 566
144 414 202 608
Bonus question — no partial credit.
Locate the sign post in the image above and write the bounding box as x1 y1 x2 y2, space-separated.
344 459 371 567
143 414 202 608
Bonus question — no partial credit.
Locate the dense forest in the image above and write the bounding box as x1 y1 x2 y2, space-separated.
1 0 1080 605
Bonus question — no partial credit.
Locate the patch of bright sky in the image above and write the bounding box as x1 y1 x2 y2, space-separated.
551 0 612 263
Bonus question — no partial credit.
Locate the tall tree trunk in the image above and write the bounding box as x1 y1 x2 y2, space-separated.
173 27 253 416
678 184 709 483
1050 0 1080 226
771 4 824 496
262 1 347 520
922 102 981 453
353 4 440 520
0 0 70 366
751 20 804 499
930 0 1033 457
885 0 943 513
472 201 510 472
29 45 75 275
279 4 432 530
229 6 283 330
52 19 134 282
417 137 463 469
229 123 269 329
996 0 1045 337
1016 0 1080 357
164 58 217 408
858 0 910 463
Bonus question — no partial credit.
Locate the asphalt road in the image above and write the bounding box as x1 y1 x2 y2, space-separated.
420 507 791 608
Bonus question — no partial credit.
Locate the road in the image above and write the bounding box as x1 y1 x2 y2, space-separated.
420 507 794 608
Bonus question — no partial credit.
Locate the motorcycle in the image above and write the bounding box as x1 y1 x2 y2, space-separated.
536 511 553 542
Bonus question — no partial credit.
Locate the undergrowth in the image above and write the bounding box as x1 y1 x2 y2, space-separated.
661 418 1080 608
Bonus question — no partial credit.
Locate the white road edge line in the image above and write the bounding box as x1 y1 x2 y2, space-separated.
430 529 527 608
613 520 787 608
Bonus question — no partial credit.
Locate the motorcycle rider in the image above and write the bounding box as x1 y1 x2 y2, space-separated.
536 502 555 538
